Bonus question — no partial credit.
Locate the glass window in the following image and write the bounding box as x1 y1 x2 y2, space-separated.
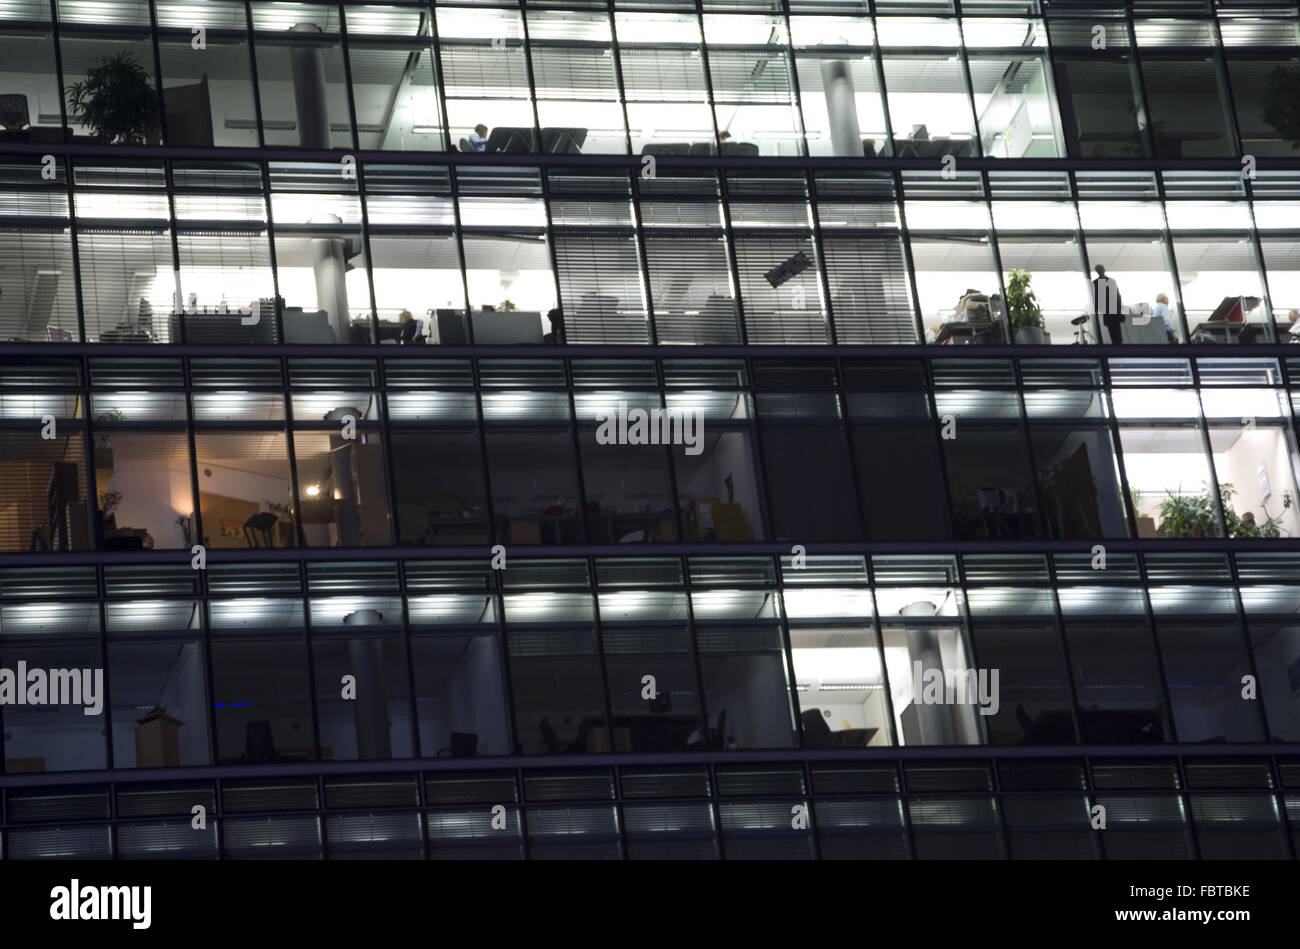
271 184 374 345
757 393 860 541
1061 618 1170 744
1173 230 1272 344
616 12 715 157
992 208 1089 345
1208 420 1300 539
846 389 950 540
193 431 298 549
437 7 536 153
0 3 64 148
969 53 1061 158
1077 205 1181 345
882 53 976 158
1048 19 1148 158
390 427 490 546
878 584 983 746
1028 423 1130 539
670 391 766 543
410 598 513 757
251 2 353 148
791 17 887 158
504 590 609 755
1119 424 1221 539
210 611 314 764
1153 615 1264 743
968 611 1075 746
345 12 445 152
551 193 650 345
1248 622 1300 740
942 421 1042 541
92 431 194 550
527 11 625 155
0 158 78 341
291 427 392 548
1 430 93 551
576 392 680 544
909 206 1005 345
599 592 701 753
310 603 413 760
704 15 803 156
483 399 583 544
60 26 161 144
1138 53 1234 159
1 638 107 772
157 20 257 147
107 600 210 768
1228 56 1300 158
459 202 556 340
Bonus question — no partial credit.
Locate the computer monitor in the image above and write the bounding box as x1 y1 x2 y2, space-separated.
484 126 535 153
911 123 929 140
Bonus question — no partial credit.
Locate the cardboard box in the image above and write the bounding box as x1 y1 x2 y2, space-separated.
135 711 183 767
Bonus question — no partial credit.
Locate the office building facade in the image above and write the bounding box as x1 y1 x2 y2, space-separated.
2 0 1300 859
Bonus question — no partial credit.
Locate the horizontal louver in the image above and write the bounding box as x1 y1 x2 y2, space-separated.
529 45 619 99
553 229 650 344
824 234 917 344
644 232 741 344
619 46 709 100
733 234 828 344
706 48 793 103
439 45 532 98
0 432 90 553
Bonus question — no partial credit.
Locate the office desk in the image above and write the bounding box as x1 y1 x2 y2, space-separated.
935 321 1002 345
471 310 543 344
1191 321 1293 344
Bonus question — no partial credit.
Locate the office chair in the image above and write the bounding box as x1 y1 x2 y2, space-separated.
0 94 29 133
801 708 834 749
243 511 279 547
458 137 473 153
713 709 728 750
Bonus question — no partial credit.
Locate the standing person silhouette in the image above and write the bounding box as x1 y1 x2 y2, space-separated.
1093 264 1123 345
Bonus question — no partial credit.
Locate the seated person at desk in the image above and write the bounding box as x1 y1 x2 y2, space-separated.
718 131 731 145
543 307 565 345
1289 310 1300 338
1154 293 1176 342
467 124 488 152
862 138 877 157
397 309 424 345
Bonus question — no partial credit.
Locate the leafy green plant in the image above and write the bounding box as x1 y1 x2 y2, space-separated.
66 51 161 145
498 299 518 311
98 489 123 518
264 500 293 521
1228 487 1294 539
94 408 126 422
1157 483 1220 538
1260 65 1300 153
1006 269 1045 336
174 513 192 546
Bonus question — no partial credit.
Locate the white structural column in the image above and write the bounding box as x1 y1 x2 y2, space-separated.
344 609 393 760
820 59 862 156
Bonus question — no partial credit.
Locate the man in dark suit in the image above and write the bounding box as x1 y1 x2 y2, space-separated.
1092 264 1123 345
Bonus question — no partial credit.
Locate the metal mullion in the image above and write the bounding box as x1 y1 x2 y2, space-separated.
831 366 870 540
355 160 381 346
866 572 901 752
952 15 985 161
892 169 927 346
244 1 268 151
519 7 544 149
1069 171 1106 346
1099 364 1142 539
715 162 750 346
1154 173 1192 347
804 171 839 346
1224 520 1270 743
397 563 422 765
298 556 323 765
147 0 169 147
586 557 625 857
1173 755 1203 861
424 3 452 152
1136 550 1180 749
337 6 362 153
515 766 530 859
261 160 288 344
1011 349 1050 540
604 0 634 159
447 165 475 342
773 554 802 752
951 553 989 748
1044 555 1085 748
737 363 774 541
1208 14 1245 161
982 170 1012 345
1123 8 1158 160
925 374 961 542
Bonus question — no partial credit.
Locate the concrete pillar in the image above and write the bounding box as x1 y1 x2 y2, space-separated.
906 626 955 745
290 23 331 149
344 609 391 760
310 214 352 342
820 59 862 157
324 406 361 547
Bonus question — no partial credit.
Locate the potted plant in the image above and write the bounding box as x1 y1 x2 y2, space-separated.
1006 269 1047 344
1157 483 1220 538
1129 488 1157 538
498 299 518 312
66 51 161 145
1260 65 1300 152
98 489 123 530
174 513 193 547
93 407 124 469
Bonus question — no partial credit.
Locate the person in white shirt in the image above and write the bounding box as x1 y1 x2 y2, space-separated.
1153 293 1176 342
1288 309 1300 337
